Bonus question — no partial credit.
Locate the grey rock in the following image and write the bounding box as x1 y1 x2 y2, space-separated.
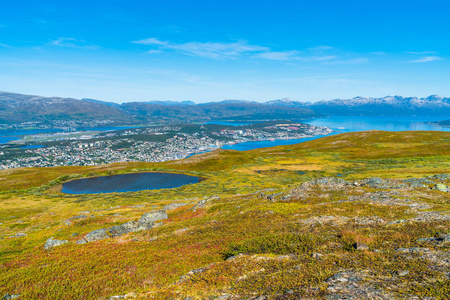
360 177 384 187
178 266 210 282
191 199 207 211
325 272 347 283
397 270 409 276
64 214 88 225
301 177 351 190
139 211 168 224
428 174 450 181
163 202 188 211
44 237 68 249
1 294 20 300
84 228 109 242
226 253 245 261
107 220 154 238
396 247 429 253
403 177 435 187
387 219 407 225
440 234 450 243
11 233 26 238
78 210 168 244
434 184 449 192
353 242 369 250
312 253 323 259
416 237 439 243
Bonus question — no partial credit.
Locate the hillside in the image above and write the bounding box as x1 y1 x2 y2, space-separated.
0 92 315 127
0 92 134 125
1 131 450 299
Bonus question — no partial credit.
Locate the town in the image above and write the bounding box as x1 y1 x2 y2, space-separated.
0 122 332 169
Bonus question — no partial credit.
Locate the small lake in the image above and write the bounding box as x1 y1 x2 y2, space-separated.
61 172 200 194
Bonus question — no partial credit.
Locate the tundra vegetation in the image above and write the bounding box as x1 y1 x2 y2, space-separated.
1 131 450 299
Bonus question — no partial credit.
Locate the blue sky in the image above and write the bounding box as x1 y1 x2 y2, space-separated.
0 0 449 103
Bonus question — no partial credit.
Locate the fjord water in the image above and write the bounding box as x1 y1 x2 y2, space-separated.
0 126 138 145
61 172 200 194
222 116 450 151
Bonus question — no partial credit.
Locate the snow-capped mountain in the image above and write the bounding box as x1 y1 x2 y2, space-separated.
266 95 450 116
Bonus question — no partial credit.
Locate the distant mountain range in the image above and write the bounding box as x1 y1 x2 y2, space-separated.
267 95 450 116
1 91 449 127
0 92 314 126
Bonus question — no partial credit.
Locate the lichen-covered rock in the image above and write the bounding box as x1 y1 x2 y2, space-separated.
84 229 109 242
163 202 188 211
44 237 68 249
139 211 168 224
403 178 435 187
1 294 20 300
78 210 168 244
353 242 369 250
300 177 351 190
428 173 450 181
64 214 88 225
434 183 449 192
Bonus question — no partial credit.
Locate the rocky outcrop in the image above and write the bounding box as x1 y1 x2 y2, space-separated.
77 211 168 244
64 215 88 226
1 294 20 300
300 177 351 190
44 237 68 249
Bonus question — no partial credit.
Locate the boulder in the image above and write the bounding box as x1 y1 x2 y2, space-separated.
78 211 168 244
139 211 168 224
64 214 88 225
84 229 109 242
1 294 20 300
353 242 369 251
428 174 450 181
434 184 449 192
300 177 350 190
163 202 188 211
44 237 68 249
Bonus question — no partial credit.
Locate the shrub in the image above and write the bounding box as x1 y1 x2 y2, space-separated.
224 233 318 258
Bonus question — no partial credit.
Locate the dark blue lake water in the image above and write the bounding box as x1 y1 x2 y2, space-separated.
220 116 450 151
20 145 45 149
61 172 200 194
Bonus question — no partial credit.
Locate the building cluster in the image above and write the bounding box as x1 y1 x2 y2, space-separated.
0 124 332 169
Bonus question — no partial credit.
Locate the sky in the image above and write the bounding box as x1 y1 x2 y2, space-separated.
0 0 449 103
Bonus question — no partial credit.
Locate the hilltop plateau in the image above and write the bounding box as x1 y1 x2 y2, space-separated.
1 131 450 299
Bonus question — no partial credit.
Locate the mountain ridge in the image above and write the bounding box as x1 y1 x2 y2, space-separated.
1 91 449 127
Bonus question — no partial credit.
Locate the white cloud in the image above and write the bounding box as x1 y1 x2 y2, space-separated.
406 51 437 55
133 38 269 59
323 58 369 65
408 56 442 63
133 38 367 66
300 55 337 62
146 49 162 54
253 51 299 61
50 37 99 50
